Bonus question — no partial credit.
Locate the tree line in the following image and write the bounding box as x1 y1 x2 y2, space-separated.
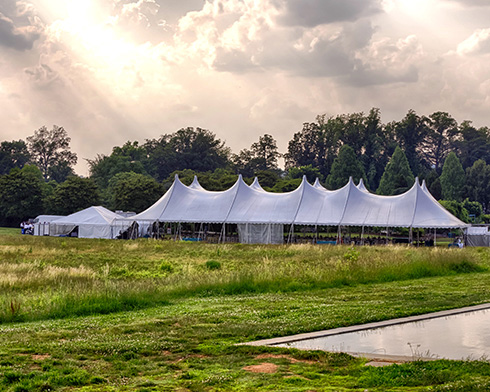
1 108 489 227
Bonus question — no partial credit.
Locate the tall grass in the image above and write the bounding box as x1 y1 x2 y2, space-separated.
0 235 487 323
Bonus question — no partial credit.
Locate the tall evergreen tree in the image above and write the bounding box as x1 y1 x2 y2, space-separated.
326 145 365 190
377 146 415 195
440 152 465 201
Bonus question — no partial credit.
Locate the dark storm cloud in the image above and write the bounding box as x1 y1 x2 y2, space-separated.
0 12 40 50
0 1 42 51
278 0 383 27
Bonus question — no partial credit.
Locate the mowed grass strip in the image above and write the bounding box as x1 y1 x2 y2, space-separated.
0 235 488 323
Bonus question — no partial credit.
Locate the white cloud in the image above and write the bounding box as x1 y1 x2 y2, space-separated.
457 28 490 55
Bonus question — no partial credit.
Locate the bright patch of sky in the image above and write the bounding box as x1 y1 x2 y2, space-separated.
0 0 489 175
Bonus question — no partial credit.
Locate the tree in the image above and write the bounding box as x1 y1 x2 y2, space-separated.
464 159 490 211
326 145 365 190
232 134 281 176
439 200 469 222
420 112 457 173
88 141 148 190
361 108 387 191
377 146 415 195
0 140 31 175
389 110 429 175
46 177 100 215
26 125 77 181
440 152 465 201
287 165 323 184
452 121 490 169
107 172 163 213
144 128 231 181
0 165 45 226
284 115 343 178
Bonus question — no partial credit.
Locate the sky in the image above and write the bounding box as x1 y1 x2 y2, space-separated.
1 0 490 175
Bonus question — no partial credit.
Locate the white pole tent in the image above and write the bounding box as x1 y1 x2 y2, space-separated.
114 175 468 244
49 206 127 239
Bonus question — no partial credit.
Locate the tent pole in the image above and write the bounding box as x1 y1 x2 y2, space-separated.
287 224 294 244
386 227 389 245
219 223 226 244
337 225 341 245
409 227 413 245
315 225 318 244
361 226 365 246
417 229 420 247
434 228 437 247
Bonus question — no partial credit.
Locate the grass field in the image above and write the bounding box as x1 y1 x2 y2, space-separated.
1 230 490 391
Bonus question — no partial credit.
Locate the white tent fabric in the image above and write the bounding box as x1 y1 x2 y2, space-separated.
49 206 125 239
33 215 65 236
123 175 467 230
357 178 369 192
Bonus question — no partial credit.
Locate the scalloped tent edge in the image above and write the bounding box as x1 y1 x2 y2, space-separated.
118 175 467 230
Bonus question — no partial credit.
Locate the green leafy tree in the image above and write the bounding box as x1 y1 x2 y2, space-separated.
421 112 458 173
284 115 343 178
87 141 148 190
232 134 281 177
108 172 163 213
271 178 302 193
254 170 280 189
462 199 483 222
464 159 490 211
439 200 469 222
440 152 465 201
326 145 366 190
144 128 231 181
0 140 31 175
26 125 77 181
0 165 45 226
389 110 428 174
377 146 415 195
287 165 323 184
452 121 490 169
46 177 100 215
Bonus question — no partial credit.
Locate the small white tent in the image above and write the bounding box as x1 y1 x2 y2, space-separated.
33 215 65 236
49 206 125 239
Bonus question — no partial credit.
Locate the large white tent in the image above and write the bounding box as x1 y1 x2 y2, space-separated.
49 206 125 239
116 175 467 243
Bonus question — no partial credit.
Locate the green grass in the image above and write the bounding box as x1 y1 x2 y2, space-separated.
1 232 490 390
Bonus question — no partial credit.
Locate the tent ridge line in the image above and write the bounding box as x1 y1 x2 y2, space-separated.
222 177 244 224
338 180 353 226
410 179 419 228
290 179 308 226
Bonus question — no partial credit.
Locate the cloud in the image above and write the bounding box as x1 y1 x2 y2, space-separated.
457 29 490 55
0 10 41 51
278 0 384 27
443 0 490 7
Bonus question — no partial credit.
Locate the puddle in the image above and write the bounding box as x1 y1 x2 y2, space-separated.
247 304 490 361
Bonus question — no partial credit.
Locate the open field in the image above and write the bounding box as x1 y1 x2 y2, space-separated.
1 231 490 391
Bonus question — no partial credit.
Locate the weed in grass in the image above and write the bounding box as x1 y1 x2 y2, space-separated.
205 260 221 270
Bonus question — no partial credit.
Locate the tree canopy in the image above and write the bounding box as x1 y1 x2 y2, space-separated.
377 146 415 195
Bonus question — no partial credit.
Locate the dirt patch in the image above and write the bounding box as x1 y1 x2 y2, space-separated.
243 362 278 373
32 354 51 360
255 354 316 365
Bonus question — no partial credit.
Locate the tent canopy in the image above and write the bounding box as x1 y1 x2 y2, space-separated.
50 206 124 239
125 175 467 229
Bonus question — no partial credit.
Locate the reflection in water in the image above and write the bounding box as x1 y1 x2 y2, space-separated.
275 309 490 360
